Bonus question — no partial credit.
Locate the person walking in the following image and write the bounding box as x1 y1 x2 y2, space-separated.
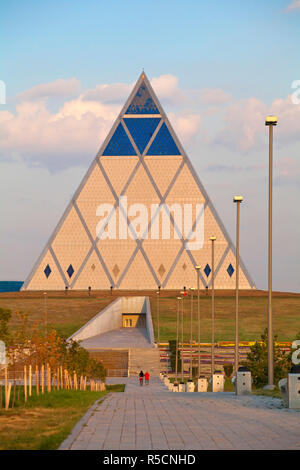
139 370 144 386
145 371 150 385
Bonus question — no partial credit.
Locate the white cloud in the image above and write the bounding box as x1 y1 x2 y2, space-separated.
82 82 133 103
16 78 81 102
193 88 232 105
285 1 300 12
167 111 202 143
213 94 300 152
2 74 300 172
0 98 120 171
151 74 186 105
213 97 267 152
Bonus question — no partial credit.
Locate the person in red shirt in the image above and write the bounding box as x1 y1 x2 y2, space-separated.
145 371 150 385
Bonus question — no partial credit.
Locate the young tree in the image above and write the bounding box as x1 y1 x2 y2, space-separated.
0 308 12 345
243 329 291 387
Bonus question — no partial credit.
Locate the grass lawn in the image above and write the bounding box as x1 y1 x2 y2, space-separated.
151 294 300 342
0 384 124 450
0 289 299 342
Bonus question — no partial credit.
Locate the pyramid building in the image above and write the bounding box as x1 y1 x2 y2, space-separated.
23 73 255 291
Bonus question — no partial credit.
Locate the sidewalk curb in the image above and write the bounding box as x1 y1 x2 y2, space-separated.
58 395 110 450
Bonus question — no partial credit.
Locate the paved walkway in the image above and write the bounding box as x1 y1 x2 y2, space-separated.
80 328 151 349
60 377 300 450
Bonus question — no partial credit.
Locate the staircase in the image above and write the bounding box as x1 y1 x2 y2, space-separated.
89 350 129 377
129 348 161 376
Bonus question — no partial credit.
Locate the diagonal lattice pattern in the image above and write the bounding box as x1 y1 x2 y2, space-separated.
23 73 255 291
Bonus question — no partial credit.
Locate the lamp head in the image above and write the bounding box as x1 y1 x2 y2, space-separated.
177 296 181 300
195 265 201 270
189 287 195 291
265 115 278 126
233 196 243 203
209 236 216 241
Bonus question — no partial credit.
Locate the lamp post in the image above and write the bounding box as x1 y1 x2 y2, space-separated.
180 291 185 382
233 196 243 374
195 266 201 376
175 297 181 382
156 290 160 349
210 236 216 375
265 115 278 389
43 292 47 328
189 288 195 379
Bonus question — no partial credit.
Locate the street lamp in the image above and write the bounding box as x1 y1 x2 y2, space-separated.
156 290 160 349
175 297 181 382
189 288 195 379
180 291 185 382
195 266 201 377
210 236 216 375
43 292 47 327
265 115 278 389
233 196 243 374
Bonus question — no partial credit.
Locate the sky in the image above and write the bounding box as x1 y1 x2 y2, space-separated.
0 0 299 292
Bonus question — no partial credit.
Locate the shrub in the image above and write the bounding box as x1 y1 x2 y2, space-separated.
223 363 233 378
242 329 291 388
169 339 181 373
0 308 12 345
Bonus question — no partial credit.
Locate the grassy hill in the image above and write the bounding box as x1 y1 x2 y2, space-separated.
0 289 299 342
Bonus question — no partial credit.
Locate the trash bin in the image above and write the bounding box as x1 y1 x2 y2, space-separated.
178 382 186 392
164 376 169 386
197 375 208 392
235 366 252 395
168 382 174 391
173 382 179 392
211 370 224 392
287 365 300 409
186 379 195 392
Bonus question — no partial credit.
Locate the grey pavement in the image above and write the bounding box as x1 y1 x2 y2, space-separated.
80 328 152 349
60 377 300 450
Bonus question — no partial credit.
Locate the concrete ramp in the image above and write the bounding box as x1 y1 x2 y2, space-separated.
69 296 154 346
68 296 159 376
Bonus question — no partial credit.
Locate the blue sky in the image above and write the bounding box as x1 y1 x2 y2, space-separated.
2 0 300 100
0 0 300 291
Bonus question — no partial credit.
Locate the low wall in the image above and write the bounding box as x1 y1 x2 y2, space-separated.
68 297 122 342
145 297 155 345
121 296 147 313
68 295 155 347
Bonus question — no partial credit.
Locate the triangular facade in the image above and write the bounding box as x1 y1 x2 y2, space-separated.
23 73 255 290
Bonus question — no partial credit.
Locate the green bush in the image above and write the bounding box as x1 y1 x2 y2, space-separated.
223 363 233 378
60 338 106 380
0 307 12 345
242 329 291 387
169 339 181 373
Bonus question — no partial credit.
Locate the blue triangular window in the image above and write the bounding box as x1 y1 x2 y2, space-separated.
125 84 159 114
123 118 161 154
146 122 180 155
102 123 136 156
